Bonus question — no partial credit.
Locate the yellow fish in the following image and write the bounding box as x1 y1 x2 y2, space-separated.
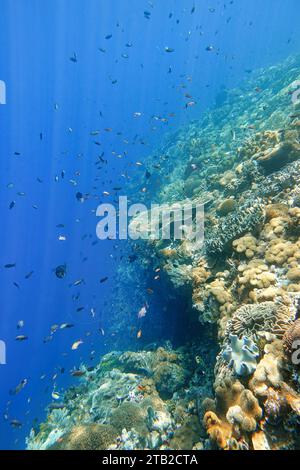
71 340 83 351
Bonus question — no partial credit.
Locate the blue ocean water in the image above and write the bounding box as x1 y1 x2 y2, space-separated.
0 0 300 450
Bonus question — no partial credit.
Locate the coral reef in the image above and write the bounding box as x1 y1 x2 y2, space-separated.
27 54 300 451
26 344 215 451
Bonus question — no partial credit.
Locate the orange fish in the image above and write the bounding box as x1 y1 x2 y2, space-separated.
137 329 142 339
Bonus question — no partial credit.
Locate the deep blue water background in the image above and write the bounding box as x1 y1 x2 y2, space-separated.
0 0 300 450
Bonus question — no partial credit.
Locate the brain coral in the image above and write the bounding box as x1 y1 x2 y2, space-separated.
226 301 293 341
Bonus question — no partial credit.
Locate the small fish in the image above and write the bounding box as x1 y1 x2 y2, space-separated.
72 279 84 287
137 329 142 339
10 419 22 428
70 52 77 62
138 306 147 319
17 320 24 329
50 324 59 333
15 335 28 342
70 370 86 377
71 340 83 350
100 276 108 284
9 201 16 210
165 47 174 53
55 264 66 279
76 192 84 202
185 101 196 108
4 263 16 268
10 379 28 396
25 271 34 279
51 391 60 400
105 34 112 40
60 323 74 330
90 308 96 318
